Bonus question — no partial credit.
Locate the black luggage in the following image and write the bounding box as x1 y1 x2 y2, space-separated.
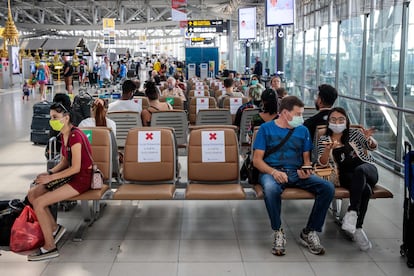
72 90 93 126
401 141 414 268
30 101 52 144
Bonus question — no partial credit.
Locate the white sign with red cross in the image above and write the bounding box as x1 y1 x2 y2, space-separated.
230 97 243 114
138 131 161 162
196 97 209 113
201 130 225 162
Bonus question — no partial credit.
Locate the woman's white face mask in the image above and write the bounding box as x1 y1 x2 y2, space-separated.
329 123 346 134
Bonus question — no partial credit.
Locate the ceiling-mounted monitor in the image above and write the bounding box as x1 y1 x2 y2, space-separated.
238 7 256 40
265 0 295 26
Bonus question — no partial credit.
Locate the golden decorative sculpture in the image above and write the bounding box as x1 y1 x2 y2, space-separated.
1 0 19 58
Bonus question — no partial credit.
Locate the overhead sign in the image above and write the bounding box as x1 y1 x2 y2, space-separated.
266 0 295 26
190 37 214 46
187 20 226 33
238 7 256 40
172 0 187 21
103 18 115 45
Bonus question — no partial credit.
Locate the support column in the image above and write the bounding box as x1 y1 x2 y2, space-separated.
395 1 410 170
227 20 233 70
245 40 251 74
276 26 284 76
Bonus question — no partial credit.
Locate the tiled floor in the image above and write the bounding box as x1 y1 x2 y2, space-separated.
0 83 412 275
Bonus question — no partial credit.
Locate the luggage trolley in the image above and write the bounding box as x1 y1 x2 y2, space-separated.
401 141 414 268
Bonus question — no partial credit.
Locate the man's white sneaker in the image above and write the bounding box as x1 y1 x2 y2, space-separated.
271 229 286 256
342 210 358 234
354 228 372 251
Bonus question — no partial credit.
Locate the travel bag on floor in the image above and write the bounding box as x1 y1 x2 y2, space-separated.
401 141 414 268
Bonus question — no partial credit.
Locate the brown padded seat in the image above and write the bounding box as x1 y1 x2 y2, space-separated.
113 127 176 200
113 184 175 200
189 97 217 124
70 185 110 200
185 127 245 199
185 184 245 200
70 127 113 200
222 97 249 123
254 184 393 199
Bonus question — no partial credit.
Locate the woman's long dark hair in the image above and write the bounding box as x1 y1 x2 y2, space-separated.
325 107 351 145
93 99 108 127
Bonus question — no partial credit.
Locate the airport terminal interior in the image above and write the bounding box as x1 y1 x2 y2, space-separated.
1 0 414 275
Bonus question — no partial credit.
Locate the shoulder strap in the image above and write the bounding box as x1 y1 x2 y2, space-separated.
72 128 94 163
264 128 295 159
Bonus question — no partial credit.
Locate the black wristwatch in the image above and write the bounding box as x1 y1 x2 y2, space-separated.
48 170 53 175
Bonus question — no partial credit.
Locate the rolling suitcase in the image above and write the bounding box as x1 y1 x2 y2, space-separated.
30 101 52 144
401 141 414 268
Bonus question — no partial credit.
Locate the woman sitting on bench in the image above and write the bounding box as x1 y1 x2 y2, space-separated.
27 101 93 261
318 107 378 251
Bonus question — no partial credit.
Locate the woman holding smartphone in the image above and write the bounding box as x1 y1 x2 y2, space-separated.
317 107 378 251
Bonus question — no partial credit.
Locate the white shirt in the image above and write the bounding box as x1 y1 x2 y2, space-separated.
78 117 117 135
99 62 111 80
108 99 142 113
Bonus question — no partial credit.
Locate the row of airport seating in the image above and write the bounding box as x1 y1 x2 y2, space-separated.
68 126 393 241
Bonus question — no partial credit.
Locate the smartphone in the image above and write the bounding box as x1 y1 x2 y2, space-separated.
301 165 313 172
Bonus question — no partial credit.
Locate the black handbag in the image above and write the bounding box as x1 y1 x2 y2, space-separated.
0 199 25 246
241 128 295 184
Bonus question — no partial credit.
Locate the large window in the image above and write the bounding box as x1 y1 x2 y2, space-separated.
319 23 337 86
337 16 364 99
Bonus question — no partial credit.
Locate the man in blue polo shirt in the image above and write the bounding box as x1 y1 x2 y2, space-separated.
253 95 334 257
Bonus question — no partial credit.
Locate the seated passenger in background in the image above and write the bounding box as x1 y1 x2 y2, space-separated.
304 84 338 141
318 107 378 251
161 77 187 102
248 89 279 137
270 75 282 91
218 78 244 108
253 96 334 257
141 81 173 126
248 74 265 105
151 70 161 85
79 98 117 135
108 80 141 113
275 88 288 111
233 91 258 127
233 72 245 92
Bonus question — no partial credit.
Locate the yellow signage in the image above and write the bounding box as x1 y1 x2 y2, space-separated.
191 37 205 42
188 20 211 27
103 18 115 29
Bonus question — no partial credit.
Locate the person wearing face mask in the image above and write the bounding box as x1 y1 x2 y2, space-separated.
253 96 334 257
318 107 378 251
161 77 186 102
27 102 93 261
248 75 265 104
108 80 141 113
304 84 338 142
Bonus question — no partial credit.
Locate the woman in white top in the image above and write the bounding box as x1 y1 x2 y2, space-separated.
79 99 117 135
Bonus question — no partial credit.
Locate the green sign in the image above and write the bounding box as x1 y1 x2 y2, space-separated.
166 97 175 105
82 130 93 143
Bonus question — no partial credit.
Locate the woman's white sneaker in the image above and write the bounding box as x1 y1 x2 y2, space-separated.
354 228 372 251
342 210 358 234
